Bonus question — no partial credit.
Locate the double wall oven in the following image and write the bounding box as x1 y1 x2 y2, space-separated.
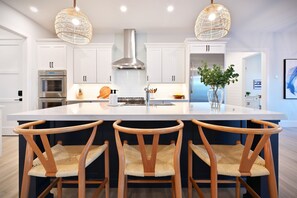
38 70 67 109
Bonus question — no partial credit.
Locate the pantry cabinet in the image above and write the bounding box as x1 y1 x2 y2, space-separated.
145 43 185 83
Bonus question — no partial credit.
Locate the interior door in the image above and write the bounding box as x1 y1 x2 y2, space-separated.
0 40 24 135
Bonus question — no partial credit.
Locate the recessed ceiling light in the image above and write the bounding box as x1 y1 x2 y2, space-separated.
167 5 174 12
29 6 38 13
120 5 127 13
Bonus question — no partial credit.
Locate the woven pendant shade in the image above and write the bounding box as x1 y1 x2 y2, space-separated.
55 0 92 45
195 2 231 41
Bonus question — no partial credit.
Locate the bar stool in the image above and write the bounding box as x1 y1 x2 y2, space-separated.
113 120 184 198
14 120 109 198
188 119 282 198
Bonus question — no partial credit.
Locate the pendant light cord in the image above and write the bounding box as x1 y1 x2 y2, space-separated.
73 0 76 8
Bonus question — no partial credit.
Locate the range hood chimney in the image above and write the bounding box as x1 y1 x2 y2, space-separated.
113 29 145 69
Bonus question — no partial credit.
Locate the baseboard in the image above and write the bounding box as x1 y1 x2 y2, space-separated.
279 120 297 127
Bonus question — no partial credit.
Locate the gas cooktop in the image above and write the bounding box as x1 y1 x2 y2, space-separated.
117 97 145 105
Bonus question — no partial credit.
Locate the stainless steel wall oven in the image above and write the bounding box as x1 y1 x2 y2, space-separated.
38 70 67 109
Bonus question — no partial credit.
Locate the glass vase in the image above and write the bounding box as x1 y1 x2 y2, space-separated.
207 88 224 109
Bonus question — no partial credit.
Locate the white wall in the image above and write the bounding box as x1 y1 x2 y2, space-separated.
226 31 297 126
0 1 53 111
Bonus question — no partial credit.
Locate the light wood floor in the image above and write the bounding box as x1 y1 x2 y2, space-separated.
0 127 296 197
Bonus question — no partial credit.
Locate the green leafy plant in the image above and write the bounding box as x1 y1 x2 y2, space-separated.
197 62 239 108
197 62 239 89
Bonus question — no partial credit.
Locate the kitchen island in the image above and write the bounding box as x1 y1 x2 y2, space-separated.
8 102 286 197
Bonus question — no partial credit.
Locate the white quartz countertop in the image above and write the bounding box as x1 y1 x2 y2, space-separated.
8 102 286 121
66 98 189 102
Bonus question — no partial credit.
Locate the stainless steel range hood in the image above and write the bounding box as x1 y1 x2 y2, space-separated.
113 29 145 69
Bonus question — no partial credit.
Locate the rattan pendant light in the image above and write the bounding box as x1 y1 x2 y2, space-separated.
55 0 92 45
195 0 231 41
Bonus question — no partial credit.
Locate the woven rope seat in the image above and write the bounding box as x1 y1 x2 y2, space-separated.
123 144 175 177
29 144 107 177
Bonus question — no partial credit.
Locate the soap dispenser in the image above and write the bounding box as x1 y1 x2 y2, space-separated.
113 89 118 105
109 89 118 105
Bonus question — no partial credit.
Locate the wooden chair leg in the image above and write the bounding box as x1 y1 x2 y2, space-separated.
171 176 176 198
124 175 128 198
104 141 110 198
78 168 86 198
57 178 62 198
210 165 218 198
188 141 193 198
20 173 30 198
235 177 240 198
117 165 125 198
265 141 278 198
174 171 182 198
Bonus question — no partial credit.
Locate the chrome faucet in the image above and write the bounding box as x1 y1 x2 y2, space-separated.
144 84 150 106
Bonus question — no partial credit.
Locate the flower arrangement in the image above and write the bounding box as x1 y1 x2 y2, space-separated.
197 62 239 108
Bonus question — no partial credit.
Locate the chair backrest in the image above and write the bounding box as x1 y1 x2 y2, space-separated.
113 120 184 175
192 119 282 176
14 120 103 177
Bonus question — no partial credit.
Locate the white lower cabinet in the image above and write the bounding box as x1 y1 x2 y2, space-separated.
73 44 113 84
145 43 185 83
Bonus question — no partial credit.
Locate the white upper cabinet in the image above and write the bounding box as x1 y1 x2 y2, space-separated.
145 43 185 83
73 44 113 84
73 48 97 83
189 43 225 54
146 48 162 82
185 38 227 54
37 44 67 70
162 47 185 83
96 48 112 83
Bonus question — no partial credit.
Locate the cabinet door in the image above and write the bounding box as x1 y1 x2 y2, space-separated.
73 48 97 83
51 45 67 68
162 48 185 83
37 45 67 69
189 43 225 54
146 48 162 83
97 48 112 83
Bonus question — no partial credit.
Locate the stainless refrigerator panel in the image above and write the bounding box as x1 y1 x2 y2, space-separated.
190 76 209 102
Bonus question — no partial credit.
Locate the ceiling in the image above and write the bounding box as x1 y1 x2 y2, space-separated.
1 0 297 34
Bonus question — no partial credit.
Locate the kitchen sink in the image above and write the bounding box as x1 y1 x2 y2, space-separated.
123 102 174 106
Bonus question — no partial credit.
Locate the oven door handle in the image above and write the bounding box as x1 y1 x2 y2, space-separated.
39 76 65 80
39 98 66 101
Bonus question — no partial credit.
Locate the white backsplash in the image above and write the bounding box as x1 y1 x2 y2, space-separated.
68 73 188 100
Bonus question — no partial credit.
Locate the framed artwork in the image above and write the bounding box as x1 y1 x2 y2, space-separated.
284 59 297 99
253 79 261 90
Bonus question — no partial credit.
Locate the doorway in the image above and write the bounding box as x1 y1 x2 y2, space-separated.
225 52 266 109
0 29 25 135
243 53 262 109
